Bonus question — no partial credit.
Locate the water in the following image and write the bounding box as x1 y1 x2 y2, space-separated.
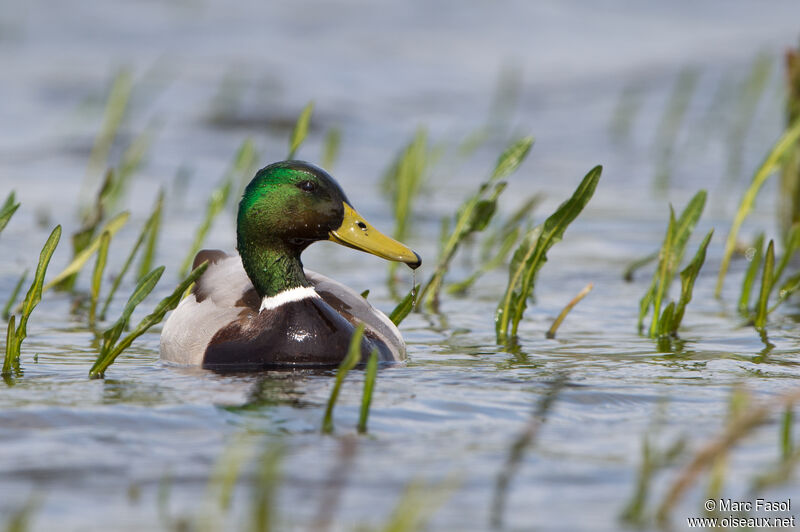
2 1 800 530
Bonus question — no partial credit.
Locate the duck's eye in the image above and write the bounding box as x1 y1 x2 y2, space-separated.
298 180 316 192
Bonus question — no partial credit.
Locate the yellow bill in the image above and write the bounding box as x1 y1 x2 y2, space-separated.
329 203 421 269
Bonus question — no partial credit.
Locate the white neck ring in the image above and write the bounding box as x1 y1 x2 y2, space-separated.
259 286 320 312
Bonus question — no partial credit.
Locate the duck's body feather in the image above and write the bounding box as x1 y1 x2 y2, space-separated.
160 251 405 369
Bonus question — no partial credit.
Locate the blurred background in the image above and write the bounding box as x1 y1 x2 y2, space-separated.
2 2 800 531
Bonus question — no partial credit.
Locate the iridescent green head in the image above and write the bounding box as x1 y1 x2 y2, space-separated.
237 161 420 298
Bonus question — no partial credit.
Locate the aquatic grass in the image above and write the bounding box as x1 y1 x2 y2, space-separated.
384 129 429 292
375 477 456 532
620 434 686 526
388 285 418 326
2 270 27 321
738 233 765 313
179 180 232 277
4 495 40 532
663 229 713 338
448 227 519 296
637 190 706 336
358 350 379 434
89 261 209 378
782 406 794 460
490 373 566 529
322 127 341 169
715 116 800 297
753 239 775 331
779 45 800 235
100 193 163 320
623 251 658 282
137 188 164 281
68 170 116 292
322 323 365 434
312 436 358 532
496 165 601 342
288 101 313 159
449 194 542 296
82 70 133 201
546 282 593 339
773 222 800 283
656 387 800 523
43 211 128 293
653 66 699 191
0 191 19 234
230 139 258 202
250 444 283 532
105 125 156 213
88 231 110 328
180 141 256 276
480 193 542 263
610 80 646 145
419 136 534 310
3 225 61 376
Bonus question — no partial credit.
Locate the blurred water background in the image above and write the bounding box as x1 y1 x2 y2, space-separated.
2 1 800 530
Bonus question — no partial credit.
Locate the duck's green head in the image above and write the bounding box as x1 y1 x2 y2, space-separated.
237 161 420 297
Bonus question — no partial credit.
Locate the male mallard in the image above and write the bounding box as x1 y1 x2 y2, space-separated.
160 161 421 369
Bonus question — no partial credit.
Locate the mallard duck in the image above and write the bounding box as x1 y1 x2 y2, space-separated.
160 161 421 369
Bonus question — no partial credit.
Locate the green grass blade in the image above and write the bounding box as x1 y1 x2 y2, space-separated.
657 302 675 338
358 349 379 434
771 270 800 312
250 444 283 532
386 129 429 289
623 251 659 282
490 135 535 181
449 227 520 295
179 179 232 277
716 116 800 298
100 204 159 321
389 285 418 326
669 230 713 335
322 127 342 169
420 136 533 310
0 191 19 234
43 212 129 293
642 190 706 337
9 225 61 364
101 266 165 354
738 233 765 314
82 70 133 199
106 126 156 213
781 407 794 461
637 276 657 333
322 324 364 434
231 139 258 201
754 239 775 331
3 314 16 376
2 270 27 321
89 231 111 328
670 190 707 266
90 261 209 378
774 223 800 285
288 101 314 159
480 193 542 262
546 282 593 339
496 165 601 341
727 52 773 183
649 208 677 338
137 189 164 281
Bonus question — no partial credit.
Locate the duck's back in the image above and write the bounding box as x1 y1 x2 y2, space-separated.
159 251 406 368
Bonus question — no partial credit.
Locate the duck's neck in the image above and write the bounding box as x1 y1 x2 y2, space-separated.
238 239 310 298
